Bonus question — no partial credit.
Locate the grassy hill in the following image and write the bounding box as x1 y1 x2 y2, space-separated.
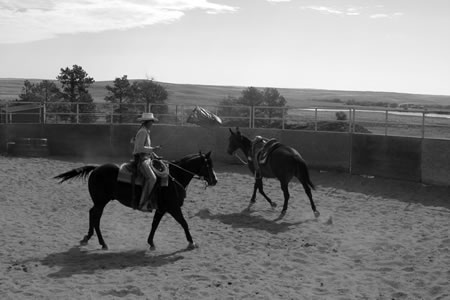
1 78 449 109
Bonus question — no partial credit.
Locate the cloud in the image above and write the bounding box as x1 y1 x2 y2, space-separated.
370 12 404 19
301 5 361 16
0 0 238 44
370 13 388 19
302 4 404 19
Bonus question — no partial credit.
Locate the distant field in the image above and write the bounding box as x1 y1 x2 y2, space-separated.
1 78 450 108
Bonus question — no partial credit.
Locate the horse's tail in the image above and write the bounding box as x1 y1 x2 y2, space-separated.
54 165 98 183
295 154 315 190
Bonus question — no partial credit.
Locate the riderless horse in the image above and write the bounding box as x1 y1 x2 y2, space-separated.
227 128 319 217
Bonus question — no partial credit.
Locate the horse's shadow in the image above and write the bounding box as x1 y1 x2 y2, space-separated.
39 246 188 278
194 209 316 234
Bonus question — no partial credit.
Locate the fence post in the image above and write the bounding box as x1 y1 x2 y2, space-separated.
385 110 388 136
180 105 184 126
76 103 79 124
348 108 352 132
43 102 46 124
349 116 353 174
421 112 425 138
314 108 318 131
252 106 255 128
5 102 8 124
111 104 114 124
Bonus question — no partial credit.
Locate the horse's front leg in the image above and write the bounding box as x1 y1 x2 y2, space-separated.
147 210 165 250
247 179 259 211
169 207 197 250
255 177 276 209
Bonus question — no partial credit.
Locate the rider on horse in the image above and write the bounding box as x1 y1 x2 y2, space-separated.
132 112 160 210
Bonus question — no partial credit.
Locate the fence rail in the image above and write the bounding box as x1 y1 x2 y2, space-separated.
1 101 449 139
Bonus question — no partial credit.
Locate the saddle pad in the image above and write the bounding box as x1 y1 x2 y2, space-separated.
258 139 281 165
117 163 144 185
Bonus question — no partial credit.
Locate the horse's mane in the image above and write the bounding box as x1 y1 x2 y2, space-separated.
172 153 200 165
238 133 252 150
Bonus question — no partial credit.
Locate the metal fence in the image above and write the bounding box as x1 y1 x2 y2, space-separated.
1 101 449 139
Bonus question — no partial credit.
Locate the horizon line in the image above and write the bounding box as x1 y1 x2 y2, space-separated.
0 77 449 98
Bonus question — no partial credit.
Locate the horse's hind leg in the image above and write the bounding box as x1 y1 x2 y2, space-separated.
169 208 196 249
91 204 108 250
280 182 290 215
147 210 165 250
249 180 258 203
80 206 95 246
301 183 320 218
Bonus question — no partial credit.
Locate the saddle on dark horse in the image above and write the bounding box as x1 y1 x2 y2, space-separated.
250 137 281 177
117 158 170 211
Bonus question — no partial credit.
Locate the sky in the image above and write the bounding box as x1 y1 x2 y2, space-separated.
0 0 449 96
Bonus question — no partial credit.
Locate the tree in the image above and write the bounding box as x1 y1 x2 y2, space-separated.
18 80 38 102
56 65 96 123
239 87 264 127
218 86 287 128
131 79 169 121
105 75 133 123
217 96 250 127
262 87 287 121
238 87 264 107
19 80 63 122
19 80 61 103
335 111 347 121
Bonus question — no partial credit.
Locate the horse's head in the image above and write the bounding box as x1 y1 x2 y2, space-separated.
227 127 250 155
196 151 218 187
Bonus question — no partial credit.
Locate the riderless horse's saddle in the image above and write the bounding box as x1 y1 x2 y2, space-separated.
251 137 281 166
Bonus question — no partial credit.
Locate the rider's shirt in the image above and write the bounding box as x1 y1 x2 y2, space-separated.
133 127 153 155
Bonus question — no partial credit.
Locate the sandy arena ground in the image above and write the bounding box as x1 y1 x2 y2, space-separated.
0 156 449 300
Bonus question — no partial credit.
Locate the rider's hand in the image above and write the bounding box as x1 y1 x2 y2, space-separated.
153 145 161 150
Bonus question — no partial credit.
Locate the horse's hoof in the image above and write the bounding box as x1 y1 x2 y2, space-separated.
80 240 88 246
101 245 108 250
314 211 320 218
149 245 156 251
271 203 277 209
187 242 198 250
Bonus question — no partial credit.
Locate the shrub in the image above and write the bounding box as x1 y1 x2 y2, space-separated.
335 111 347 121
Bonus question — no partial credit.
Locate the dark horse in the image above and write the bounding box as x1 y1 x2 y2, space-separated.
54 152 217 250
227 128 319 217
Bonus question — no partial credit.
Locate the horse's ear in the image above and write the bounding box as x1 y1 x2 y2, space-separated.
206 151 211 158
236 127 241 136
229 128 234 135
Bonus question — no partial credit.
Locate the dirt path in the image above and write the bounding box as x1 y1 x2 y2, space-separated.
1 156 449 299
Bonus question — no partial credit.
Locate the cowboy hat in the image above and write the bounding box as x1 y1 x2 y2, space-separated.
137 112 158 122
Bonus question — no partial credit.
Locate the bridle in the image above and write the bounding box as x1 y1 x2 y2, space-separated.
229 136 249 166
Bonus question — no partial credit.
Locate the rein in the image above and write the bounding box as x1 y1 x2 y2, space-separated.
167 161 202 180
166 159 210 189
233 152 248 165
